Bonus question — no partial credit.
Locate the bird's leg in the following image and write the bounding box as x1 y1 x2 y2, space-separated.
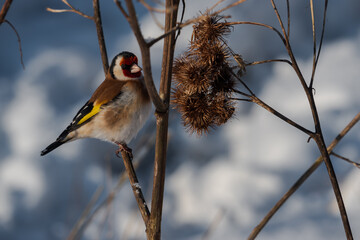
115 141 133 159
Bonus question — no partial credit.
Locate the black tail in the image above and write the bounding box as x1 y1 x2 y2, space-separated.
41 140 68 156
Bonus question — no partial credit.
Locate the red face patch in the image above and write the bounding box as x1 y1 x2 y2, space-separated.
120 56 141 78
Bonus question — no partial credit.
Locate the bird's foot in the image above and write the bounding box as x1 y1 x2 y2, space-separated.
115 142 133 160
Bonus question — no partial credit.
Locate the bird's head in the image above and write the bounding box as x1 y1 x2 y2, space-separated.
110 51 142 80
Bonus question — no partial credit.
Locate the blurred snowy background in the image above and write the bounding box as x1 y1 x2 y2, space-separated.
1 0 360 239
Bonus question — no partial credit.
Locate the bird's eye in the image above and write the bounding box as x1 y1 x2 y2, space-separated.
121 64 131 70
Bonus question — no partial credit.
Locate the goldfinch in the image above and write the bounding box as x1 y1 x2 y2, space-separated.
41 51 151 158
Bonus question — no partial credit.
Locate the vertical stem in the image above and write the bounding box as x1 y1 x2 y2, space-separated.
149 0 179 239
93 0 109 74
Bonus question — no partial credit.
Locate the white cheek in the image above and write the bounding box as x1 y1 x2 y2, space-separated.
113 65 124 80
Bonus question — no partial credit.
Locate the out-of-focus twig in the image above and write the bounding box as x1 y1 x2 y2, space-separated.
201 208 226 240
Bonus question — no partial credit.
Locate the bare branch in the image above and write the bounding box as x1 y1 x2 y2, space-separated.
286 0 290 37
139 0 167 13
331 152 360 169
149 1 180 239
309 0 328 89
212 0 247 15
250 95 314 136
309 0 316 88
206 0 227 14
175 0 185 42
248 112 360 240
124 0 167 112
0 0 13 24
115 0 130 19
46 1 93 20
246 59 292 66
226 21 287 46
93 0 109 74
5 20 25 69
119 151 150 228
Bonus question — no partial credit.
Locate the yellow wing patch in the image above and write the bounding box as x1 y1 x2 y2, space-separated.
77 102 103 125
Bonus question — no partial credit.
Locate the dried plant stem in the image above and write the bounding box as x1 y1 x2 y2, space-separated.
148 1 180 239
309 0 328 89
309 0 316 88
124 0 167 113
115 0 129 19
227 21 286 45
250 95 314 136
4 20 25 68
270 0 353 238
246 59 291 66
0 0 12 24
93 0 109 74
47 0 93 20
331 152 360 169
286 0 290 37
120 152 150 234
248 112 360 240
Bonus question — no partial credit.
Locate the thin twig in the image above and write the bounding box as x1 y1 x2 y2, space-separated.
246 59 292 66
248 112 360 240
175 0 185 42
47 0 93 20
93 0 109 74
212 0 247 15
139 0 167 13
0 0 13 24
115 0 130 19
331 152 360 169
250 95 314 136
120 151 150 227
4 20 25 69
286 0 290 38
309 0 328 89
309 0 316 88
206 0 227 14
201 208 226 240
226 21 287 46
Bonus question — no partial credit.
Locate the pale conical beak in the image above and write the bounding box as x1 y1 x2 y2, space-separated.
130 64 142 74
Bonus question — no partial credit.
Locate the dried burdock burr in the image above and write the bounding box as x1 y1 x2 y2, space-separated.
172 13 242 135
